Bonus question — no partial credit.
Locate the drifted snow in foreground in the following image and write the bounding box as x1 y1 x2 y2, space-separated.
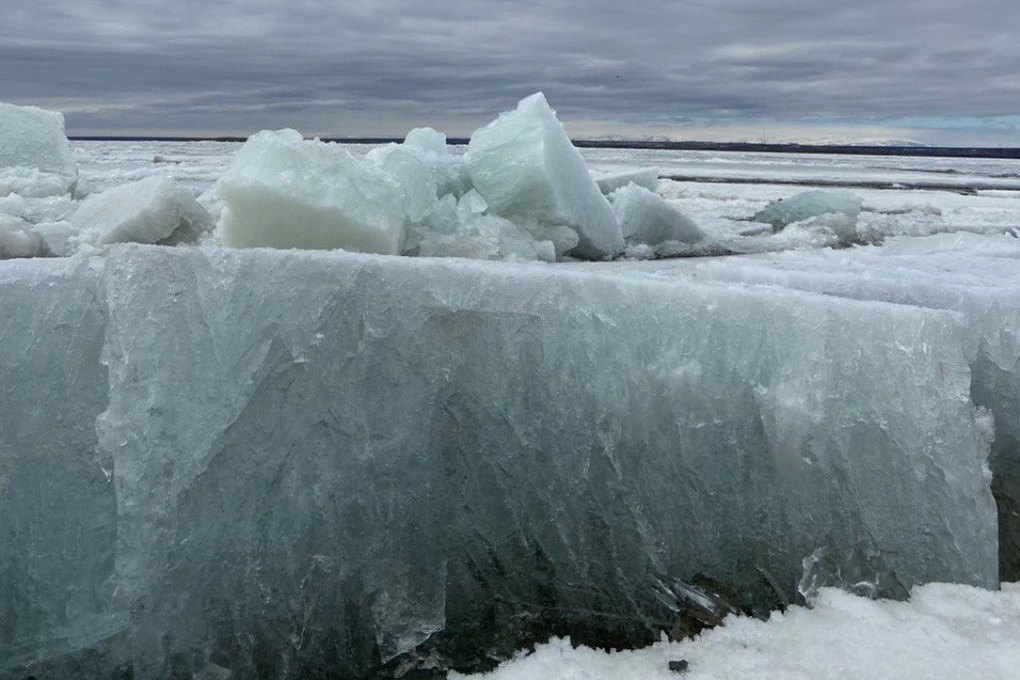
454 583 1020 680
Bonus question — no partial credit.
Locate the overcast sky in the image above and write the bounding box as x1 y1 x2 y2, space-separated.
2 0 1018 144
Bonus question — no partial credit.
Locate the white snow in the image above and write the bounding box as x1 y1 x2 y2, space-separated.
71 175 213 247
0 101 78 197
466 93 624 259
454 583 1020 680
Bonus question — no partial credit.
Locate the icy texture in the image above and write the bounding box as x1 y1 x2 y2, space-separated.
215 129 407 254
0 102 78 197
71 176 213 247
592 167 659 195
404 127 448 155
630 242 1020 578
1 245 997 677
753 190 863 231
611 183 704 246
465 93 623 259
0 257 114 674
0 214 48 258
455 583 1020 680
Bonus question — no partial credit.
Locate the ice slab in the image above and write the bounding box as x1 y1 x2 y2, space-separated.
1 245 997 677
0 102 78 197
592 167 659 195
71 176 213 248
611 183 704 246
215 129 407 254
630 243 1020 579
753 190 863 232
465 93 623 259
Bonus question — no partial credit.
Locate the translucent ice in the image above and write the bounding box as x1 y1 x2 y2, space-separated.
592 167 659 195
1 245 997 677
0 214 48 258
611 183 704 246
0 101 78 197
753 190 863 232
71 176 213 247
215 129 408 254
465 93 623 259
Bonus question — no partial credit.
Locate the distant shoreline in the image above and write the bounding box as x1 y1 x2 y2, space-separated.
67 136 1020 159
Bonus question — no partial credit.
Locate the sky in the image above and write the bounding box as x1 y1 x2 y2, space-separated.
2 0 1019 144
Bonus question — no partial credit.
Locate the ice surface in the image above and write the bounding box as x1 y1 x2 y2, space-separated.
617 242 1020 578
404 126 448 155
0 102 78 197
465 93 623 259
611 183 704 246
215 129 408 254
0 214 47 258
753 190 863 232
454 582 1020 680
592 167 660 195
71 176 213 248
1 245 997 677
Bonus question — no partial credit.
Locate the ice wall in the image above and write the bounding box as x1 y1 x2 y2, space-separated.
1 246 999 677
629 243 1020 579
0 102 78 197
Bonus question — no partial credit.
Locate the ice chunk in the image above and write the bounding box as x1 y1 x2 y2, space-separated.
465 93 623 259
404 127 448 156
71 175 213 247
215 129 408 254
611 183 704 246
417 190 557 262
0 213 48 258
592 167 659 195
0 102 78 197
2 245 996 677
753 190 863 232
365 143 439 224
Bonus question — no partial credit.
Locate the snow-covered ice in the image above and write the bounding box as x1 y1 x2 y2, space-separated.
71 175 213 247
453 582 1020 680
592 166 660 195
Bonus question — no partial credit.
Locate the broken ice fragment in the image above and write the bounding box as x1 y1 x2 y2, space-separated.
71 176 214 247
465 93 623 259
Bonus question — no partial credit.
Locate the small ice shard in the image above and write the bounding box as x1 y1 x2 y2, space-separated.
611 182 704 246
215 129 408 254
753 190 863 232
593 167 660 195
465 93 623 260
71 176 213 247
0 101 78 197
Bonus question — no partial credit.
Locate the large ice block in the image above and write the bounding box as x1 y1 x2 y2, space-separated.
627 242 1020 579
71 176 213 247
465 93 623 259
0 245 997 678
0 102 78 197
215 129 408 254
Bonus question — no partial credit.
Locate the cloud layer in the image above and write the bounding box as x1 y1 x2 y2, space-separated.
2 0 1018 142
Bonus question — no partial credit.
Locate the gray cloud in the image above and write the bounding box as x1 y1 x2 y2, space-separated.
1 0 1018 142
